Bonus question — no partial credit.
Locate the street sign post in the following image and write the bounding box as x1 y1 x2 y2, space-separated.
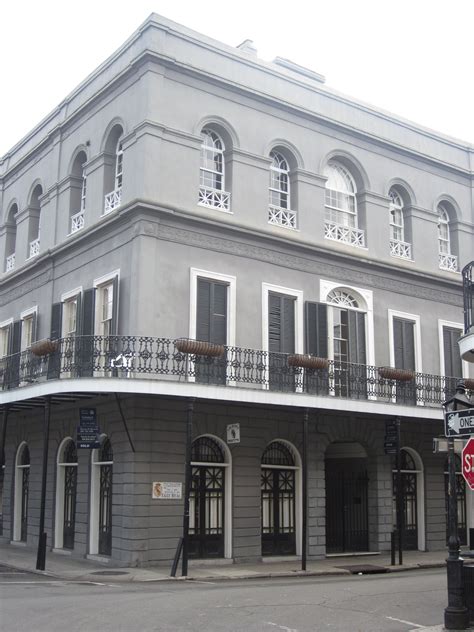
462 437 474 491
444 407 474 438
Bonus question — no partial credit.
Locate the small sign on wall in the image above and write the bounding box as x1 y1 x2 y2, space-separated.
152 482 182 499
227 423 240 444
77 408 101 449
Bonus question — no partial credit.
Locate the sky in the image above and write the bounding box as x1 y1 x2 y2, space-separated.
1 0 473 157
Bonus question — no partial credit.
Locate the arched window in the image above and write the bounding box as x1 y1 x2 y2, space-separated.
438 203 457 271
104 125 124 214
28 185 42 259
389 189 412 260
324 161 364 247
70 151 87 233
55 439 78 550
4 203 18 272
14 443 30 542
90 436 113 556
268 151 296 229
261 441 299 556
198 129 230 211
392 448 425 551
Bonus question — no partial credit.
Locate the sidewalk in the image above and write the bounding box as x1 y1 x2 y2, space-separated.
1 541 471 583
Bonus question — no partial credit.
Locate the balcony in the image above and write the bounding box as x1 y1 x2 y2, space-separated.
198 185 230 211
28 238 40 259
104 187 122 214
1 335 469 412
390 239 412 260
70 211 84 234
5 253 15 272
324 220 365 248
439 252 458 272
268 205 297 229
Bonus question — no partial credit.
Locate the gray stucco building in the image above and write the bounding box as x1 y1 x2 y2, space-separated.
1 14 473 568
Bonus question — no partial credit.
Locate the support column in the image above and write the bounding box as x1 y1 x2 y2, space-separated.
36 397 51 571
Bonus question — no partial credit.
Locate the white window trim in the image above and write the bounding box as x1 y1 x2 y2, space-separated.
61 287 83 303
438 320 469 378
320 280 375 367
388 309 422 374
20 306 37 321
93 270 120 290
13 442 29 542
262 283 304 354
0 317 13 358
189 268 236 346
393 447 426 551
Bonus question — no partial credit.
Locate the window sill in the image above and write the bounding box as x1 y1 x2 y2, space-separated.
197 202 233 214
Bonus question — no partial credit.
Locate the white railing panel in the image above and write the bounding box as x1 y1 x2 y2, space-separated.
29 239 40 259
104 187 122 214
324 220 365 247
439 253 458 272
268 205 297 229
198 185 230 211
390 239 412 260
6 253 15 272
70 211 84 233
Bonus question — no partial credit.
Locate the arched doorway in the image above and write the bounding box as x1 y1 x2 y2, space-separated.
14 443 30 542
392 448 424 550
261 441 300 556
55 439 78 550
444 455 467 546
325 442 369 553
90 436 113 556
189 436 230 559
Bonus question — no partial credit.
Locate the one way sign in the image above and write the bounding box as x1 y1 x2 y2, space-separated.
444 408 474 438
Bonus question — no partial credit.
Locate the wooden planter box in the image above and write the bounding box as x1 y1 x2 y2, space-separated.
287 354 329 370
378 366 414 382
175 338 225 357
464 378 474 391
31 339 58 357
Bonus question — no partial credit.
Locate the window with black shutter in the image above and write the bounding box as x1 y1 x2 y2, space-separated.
268 293 295 391
196 278 228 384
443 327 462 378
393 317 416 404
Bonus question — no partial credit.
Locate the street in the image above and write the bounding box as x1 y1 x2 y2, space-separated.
0 567 450 632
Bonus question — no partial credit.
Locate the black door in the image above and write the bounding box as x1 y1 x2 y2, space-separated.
62 441 77 550
392 450 418 550
393 318 417 404
268 293 295 391
195 279 227 384
98 438 113 556
189 437 225 559
326 458 369 553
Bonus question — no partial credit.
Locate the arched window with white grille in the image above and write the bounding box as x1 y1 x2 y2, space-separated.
389 189 412 260
268 151 296 229
437 203 457 272
324 161 364 247
198 129 230 211
103 124 124 214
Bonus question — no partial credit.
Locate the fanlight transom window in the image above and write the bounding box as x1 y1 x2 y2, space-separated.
262 441 295 466
269 151 290 210
326 289 359 309
324 162 357 227
200 130 225 191
389 190 404 241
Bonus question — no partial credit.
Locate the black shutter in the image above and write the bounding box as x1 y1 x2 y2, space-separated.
31 311 37 344
196 279 227 344
111 276 119 336
7 320 22 388
348 311 366 365
82 289 96 336
79 288 95 377
196 279 211 342
443 327 462 378
281 297 295 354
268 293 295 354
305 302 328 358
75 293 83 336
47 303 62 380
394 318 415 371
268 293 282 353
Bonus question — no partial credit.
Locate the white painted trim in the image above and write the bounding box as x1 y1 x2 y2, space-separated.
262 439 302 556
0 317 13 329
54 437 77 550
89 434 112 556
398 447 426 551
320 279 375 367
20 306 37 321
192 433 232 559
93 269 120 289
13 442 29 542
60 287 83 303
438 319 469 378
189 268 236 347
388 309 422 373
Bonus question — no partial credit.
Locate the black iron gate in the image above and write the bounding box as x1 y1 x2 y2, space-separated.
261 468 296 556
63 441 77 550
392 451 418 551
326 463 369 554
98 438 113 556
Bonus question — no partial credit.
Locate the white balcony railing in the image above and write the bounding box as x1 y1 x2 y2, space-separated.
29 238 40 259
390 239 412 260
268 205 297 229
104 187 122 214
5 253 15 272
324 220 365 248
70 211 85 234
439 252 458 272
198 185 230 211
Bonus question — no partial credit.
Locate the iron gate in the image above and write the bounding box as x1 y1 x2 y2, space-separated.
189 465 224 558
98 438 113 556
261 468 296 556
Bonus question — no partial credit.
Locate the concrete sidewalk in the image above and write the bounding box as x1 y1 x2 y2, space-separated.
2 541 471 583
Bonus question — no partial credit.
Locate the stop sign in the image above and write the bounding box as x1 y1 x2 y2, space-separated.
462 438 474 491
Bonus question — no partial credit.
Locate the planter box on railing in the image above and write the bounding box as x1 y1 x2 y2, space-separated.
175 339 225 357
287 354 329 370
30 339 58 357
378 367 414 382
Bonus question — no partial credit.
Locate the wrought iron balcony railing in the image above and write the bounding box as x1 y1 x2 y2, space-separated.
0 335 469 409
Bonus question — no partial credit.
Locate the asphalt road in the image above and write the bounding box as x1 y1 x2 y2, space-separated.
0 567 450 632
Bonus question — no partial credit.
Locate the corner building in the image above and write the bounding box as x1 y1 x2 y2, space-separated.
1 14 473 567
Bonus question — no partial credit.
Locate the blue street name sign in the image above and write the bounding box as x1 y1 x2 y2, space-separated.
444 408 474 438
